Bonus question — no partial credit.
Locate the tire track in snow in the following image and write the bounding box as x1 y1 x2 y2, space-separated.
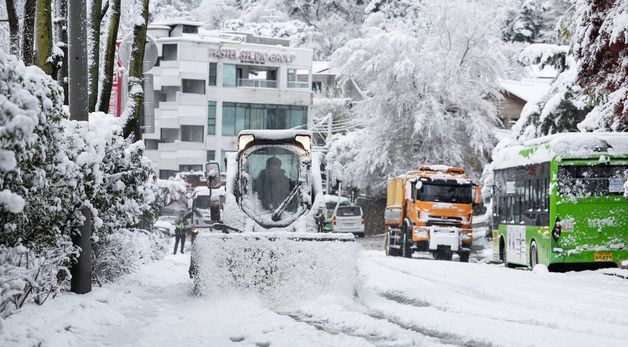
370 258 501 302
375 289 560 331
273 311 386 346
364 309 498 347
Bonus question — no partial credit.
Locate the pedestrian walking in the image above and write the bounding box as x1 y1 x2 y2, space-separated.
315 207 326 233
174 210 187 254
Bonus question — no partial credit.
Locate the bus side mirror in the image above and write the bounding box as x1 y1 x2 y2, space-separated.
205 161 221 189
473 185 482 205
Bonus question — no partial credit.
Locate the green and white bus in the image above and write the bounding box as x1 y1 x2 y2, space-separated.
491 133 628 270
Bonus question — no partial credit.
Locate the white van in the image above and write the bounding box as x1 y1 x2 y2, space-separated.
332 205 365 237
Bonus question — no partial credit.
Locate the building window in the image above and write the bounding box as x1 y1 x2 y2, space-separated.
208 63 217 86
221 103 308 136
208 102 216 135
180 125 204 142
182 25 198 34
207 150 215 162
159 170 177 179
223 64 236 87
312 81 322 93
179 164 202 172
162 44 177 61
145 139 159 150
160 128 179 143
182 79 206 94
287 68 296 82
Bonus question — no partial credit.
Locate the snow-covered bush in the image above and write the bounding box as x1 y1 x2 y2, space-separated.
0 51 173 316
92 228 168 285
0 52 82 317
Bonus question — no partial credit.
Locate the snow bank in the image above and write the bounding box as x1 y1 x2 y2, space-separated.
192 233 360 307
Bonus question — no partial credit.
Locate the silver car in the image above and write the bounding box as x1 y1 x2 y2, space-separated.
332 205 365 237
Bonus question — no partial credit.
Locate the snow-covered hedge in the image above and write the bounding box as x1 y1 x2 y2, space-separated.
0 52 174 317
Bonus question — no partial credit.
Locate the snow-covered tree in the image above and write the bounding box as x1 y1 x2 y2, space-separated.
327 0 508 192
573 0 628 131
503 0 545 43
513 44 591 140
190 0 366 59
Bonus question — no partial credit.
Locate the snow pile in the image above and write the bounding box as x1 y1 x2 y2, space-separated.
192 233 360 306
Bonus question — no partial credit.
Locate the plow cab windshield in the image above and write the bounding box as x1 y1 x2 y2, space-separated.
239 144 309 228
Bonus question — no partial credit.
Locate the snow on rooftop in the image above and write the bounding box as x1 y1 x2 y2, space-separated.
492 132 628 170
313 61 336 75
525 64 559 79
150 20 203 27
497 78 552 103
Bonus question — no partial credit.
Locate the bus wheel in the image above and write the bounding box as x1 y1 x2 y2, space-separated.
499 237 506 262
530 240 539 269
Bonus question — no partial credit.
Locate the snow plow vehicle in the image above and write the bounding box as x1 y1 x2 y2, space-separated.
190 130 357 298
384 166 481 261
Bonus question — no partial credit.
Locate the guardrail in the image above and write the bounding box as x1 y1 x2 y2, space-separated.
237 79 277 88
287 81 310 89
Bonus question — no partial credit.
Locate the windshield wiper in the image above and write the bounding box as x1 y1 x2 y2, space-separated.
271 180 302 222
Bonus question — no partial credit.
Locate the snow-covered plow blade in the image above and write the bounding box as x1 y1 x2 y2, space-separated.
191 231 359 303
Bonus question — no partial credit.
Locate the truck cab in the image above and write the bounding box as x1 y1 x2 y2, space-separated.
384 165 481 261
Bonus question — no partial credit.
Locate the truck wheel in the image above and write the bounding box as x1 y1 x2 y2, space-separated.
530 240 538 269
401 227 412 258
385 231 393 256
459 251 470 263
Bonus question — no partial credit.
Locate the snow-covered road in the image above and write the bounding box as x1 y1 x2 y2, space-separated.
3 238 628 347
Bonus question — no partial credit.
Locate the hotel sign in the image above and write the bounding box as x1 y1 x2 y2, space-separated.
209 47 295 64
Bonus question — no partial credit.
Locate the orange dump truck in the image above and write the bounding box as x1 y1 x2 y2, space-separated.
384 165 481 261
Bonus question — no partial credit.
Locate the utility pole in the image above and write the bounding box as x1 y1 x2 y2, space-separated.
68 0 92 294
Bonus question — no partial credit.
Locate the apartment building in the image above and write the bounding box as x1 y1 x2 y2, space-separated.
142 21 313 178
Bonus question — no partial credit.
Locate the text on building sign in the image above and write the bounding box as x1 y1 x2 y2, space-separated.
209 47 295 64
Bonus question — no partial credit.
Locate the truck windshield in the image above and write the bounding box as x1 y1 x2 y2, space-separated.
417 183 472 203
243 146 300 215
557 164 628 197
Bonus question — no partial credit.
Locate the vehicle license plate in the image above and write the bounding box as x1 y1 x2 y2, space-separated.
594 252 612 262
608 178 624 193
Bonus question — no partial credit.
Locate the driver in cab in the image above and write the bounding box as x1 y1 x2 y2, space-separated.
254 156 291 210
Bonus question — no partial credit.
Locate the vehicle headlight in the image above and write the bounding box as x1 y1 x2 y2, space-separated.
413 227 429 238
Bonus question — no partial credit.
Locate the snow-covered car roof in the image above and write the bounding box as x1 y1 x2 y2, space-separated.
492 132 628 170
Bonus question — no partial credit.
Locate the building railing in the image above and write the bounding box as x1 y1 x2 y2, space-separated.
237 78 278 88
287 81 310 89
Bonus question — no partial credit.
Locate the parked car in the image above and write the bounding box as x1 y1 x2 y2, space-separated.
332 205 365 237
323 194 351 231
154 219 176 236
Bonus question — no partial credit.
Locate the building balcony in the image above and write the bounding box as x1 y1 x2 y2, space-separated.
237 78 277 89
288 81 310 89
